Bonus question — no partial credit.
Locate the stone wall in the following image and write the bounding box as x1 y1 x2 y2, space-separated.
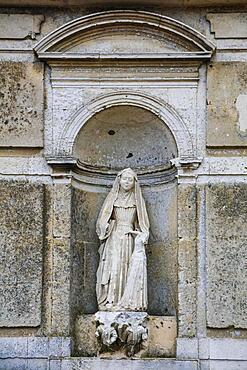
0 3 247 370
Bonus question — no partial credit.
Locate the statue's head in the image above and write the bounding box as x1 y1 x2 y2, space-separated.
119 168 136 192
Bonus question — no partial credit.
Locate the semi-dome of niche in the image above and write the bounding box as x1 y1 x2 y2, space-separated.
73 105 177 172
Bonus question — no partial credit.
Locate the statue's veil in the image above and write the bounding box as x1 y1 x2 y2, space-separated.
96 168 149 241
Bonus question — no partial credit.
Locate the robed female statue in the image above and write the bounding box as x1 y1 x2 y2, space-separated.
96 168 149 312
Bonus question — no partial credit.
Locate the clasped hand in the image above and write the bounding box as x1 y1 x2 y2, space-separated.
125 230 146 244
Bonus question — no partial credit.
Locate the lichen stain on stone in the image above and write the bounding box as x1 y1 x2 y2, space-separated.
210 184 247 220
207 62 247 147
206 183 247 328
0 62 38 135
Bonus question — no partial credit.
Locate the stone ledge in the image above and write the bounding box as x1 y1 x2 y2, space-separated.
1 358 247 370
0 358 199 370
0 337 71 359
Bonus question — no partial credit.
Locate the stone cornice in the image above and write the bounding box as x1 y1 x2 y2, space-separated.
0 0 246 7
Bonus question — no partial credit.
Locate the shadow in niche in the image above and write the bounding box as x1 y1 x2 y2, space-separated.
70 105 178 325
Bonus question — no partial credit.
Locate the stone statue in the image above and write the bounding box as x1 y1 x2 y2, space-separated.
96 168 149 312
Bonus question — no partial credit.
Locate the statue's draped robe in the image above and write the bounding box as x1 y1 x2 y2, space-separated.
96 169 149 311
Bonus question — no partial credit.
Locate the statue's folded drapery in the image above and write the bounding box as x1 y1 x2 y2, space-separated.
96 168 149 311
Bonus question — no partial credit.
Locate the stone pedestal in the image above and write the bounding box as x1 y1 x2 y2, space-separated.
74 314 176 358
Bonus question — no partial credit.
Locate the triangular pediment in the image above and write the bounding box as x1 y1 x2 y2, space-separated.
34 11 215 60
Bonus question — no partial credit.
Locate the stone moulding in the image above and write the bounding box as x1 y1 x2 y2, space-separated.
47 158 178 186
46 91 202 178
34 10 215 60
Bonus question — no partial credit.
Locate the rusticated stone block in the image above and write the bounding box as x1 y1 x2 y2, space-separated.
0 62 44 147
0 181 44 327
206 184 247 328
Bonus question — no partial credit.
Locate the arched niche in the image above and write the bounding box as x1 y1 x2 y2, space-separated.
73 105 177 172
70 105 178 318
55 91 194 162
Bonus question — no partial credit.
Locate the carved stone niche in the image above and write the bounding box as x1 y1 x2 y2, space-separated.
34 10 215 357
70 104 178 312
69 105 179 358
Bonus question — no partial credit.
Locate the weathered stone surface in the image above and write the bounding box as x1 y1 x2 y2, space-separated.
202 360 247 370
70 188 105 317
43 182 72 336
207 13 247 39
41 184 53 336
0 359 30 370
74 315 98 357
0 181 44 327
0 62 44 147
207 63 247 147
177 338 198 359
0 358 48 370
147 316 176 357
177 184 197 337
206 184 247 328
144 182 178 316
0 337 28 358
209 339 247 360
28 337 49 358
50 236 71 335
177 338 247 361
0 357 199 370
53 184 72 238
0 14 44 39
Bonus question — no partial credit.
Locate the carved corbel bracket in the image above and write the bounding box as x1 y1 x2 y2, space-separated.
171 156 203 170
46 157 76 179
